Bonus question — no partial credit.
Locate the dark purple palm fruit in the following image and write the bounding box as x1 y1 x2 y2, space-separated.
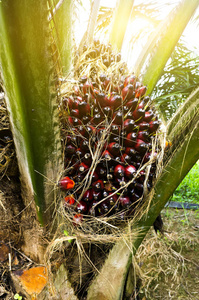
123 119 136 133
83 189 93 202
118 195 132 208
92 179 104 192
76 200 88 214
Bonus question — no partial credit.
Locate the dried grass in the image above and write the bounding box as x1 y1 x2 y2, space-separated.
135 213 199 299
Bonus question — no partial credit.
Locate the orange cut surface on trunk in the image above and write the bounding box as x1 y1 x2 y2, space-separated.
16 266 47 295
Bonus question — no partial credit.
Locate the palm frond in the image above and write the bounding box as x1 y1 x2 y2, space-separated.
152 41 199 121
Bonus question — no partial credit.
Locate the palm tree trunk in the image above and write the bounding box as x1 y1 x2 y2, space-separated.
0 0 64 261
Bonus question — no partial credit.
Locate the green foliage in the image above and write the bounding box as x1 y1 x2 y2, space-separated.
152 42 199 121
172 161 199 204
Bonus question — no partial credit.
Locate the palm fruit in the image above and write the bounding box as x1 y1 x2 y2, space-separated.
60 46 162 225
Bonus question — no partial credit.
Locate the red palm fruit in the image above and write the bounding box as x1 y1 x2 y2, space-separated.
123 119 136 133
72 99 81 109
133 108 145 123
139 121 150 131
59 177 75 190
64 195 75 206
96 93 108 107
119 195 131 208
114 164 125 178
124 165 136 179
92 179 104 192
113 110 123 125
78 101 91 116
78 162 89 173
73 213 83 226
135 86 147 98
102 150 113 161
134 139 149 154
76 200 88 214
122 84 135 100
108 142 121 156
70 109 80 118
63 97 73 110
120 153 132 165
149 120 160 133
124 132 137 147
83 189 93 202
126 98 138 111
109 94 122 109
143 110 154 122
137 100 145 110
137 131 149 142
124 75 136 87
83 81 93 94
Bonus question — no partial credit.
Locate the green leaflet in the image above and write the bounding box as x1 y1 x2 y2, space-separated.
141 0 199 94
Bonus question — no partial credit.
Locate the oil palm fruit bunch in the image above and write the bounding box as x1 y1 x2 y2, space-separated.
59 70 162 226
